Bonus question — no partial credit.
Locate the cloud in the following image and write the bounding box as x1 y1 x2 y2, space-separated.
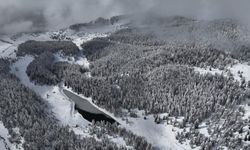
0 0 250 34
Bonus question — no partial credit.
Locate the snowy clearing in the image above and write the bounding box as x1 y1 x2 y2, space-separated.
193 67 224 76
54 52 90 68
72 33 108 50
194 63 250 83
0 121 24 150
229 63 250 82
118 111 193 150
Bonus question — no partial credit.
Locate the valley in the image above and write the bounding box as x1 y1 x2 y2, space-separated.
0 15 250 150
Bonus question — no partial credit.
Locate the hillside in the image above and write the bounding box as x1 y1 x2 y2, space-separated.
0 16 250 150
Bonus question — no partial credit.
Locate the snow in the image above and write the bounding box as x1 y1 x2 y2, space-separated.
0 121 24 150
107 135 131 148
2 20 199 149
118 111 192 150
198 122 210 137
243 104 250 120
70 19 129 49
72 33 108 50
194 67 224 76
0 18 126 59
64 86 194 150
0 32 54 59
6 22 127 140
10 32 52 43
229 63 250 82
0 121 9 150
195 63 250 83
10 56 90 129
63 87 120 121
54 52 90 68
0 41 16 58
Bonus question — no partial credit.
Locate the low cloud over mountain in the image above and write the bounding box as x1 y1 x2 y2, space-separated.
0 0 250 34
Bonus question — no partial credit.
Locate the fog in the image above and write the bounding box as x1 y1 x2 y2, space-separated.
0 0 250 34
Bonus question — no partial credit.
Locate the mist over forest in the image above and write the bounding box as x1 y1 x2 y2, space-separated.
1 0 250 34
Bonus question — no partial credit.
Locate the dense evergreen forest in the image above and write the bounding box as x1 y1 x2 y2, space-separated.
14 16 250 149
0 58 154 150
17 40 80 56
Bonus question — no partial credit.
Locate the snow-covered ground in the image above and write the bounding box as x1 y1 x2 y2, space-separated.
0 121 24 150
2 19 234 149
194 63 250 83
119 111 193 150
198 122 210 137
10 56 89 128
194 63 250 145
229 63 250 82
54 52 90 68
10 56 132 147
0 41 16 58
7 22 128 144
72 33 108 50
0 18 127 60
194 67 224 76
6 19 125 127
64 86 193 150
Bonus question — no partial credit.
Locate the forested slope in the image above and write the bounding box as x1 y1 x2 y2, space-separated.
0 59 129 150
14 16 250 149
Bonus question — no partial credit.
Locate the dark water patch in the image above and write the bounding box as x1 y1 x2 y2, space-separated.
63 89 118 124
75 106 117 124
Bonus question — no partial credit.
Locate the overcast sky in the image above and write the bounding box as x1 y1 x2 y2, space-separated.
0 0 249 34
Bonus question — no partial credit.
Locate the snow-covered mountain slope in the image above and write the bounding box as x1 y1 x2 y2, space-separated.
0 17 134 150
11 56 90 127
0 121 24 150
1 16 250 150
0 40 16 58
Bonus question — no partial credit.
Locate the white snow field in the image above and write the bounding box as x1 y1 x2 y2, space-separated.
194 67 224 76
119 112 194 150
0 121 24 150
54 52 90 69
229 63 250 82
